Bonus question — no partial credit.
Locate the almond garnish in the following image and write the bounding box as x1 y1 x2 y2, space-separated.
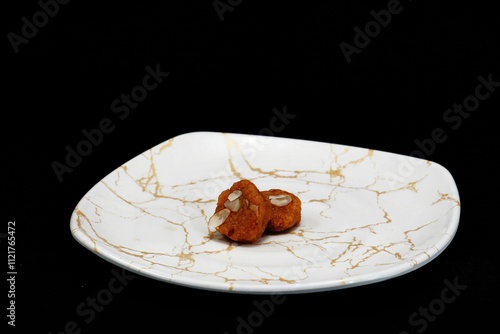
208 208 231 228
268 194 292 207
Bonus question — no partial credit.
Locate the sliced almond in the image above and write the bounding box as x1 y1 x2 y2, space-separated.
268 194 292 207
224 198 241 212
249 204 259 215
227 190 242 202
208 208 231 228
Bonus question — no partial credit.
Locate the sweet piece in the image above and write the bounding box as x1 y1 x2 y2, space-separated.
261 189 301 232
208 180 272 243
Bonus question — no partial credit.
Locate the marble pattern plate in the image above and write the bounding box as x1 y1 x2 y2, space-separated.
70 132 460 294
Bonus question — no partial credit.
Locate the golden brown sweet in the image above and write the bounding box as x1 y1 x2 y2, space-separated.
261 189 301 232
208 180 272 243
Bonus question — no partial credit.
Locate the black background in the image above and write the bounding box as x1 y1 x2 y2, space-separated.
4 0 499 333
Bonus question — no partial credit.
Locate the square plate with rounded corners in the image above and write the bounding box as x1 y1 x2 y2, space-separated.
70 132 460 294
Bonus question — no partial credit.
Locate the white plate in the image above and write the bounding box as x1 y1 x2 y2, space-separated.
70 132 460 294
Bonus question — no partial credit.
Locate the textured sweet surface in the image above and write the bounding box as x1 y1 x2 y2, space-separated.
213 180 272 243
262 189 301 232
70 132 460 293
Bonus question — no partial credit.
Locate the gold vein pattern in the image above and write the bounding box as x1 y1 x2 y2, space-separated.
70 132 460 293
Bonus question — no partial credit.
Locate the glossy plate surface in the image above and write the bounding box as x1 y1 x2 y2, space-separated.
70 132 460 294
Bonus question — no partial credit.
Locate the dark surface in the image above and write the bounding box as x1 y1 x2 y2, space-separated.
5 0 498 333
